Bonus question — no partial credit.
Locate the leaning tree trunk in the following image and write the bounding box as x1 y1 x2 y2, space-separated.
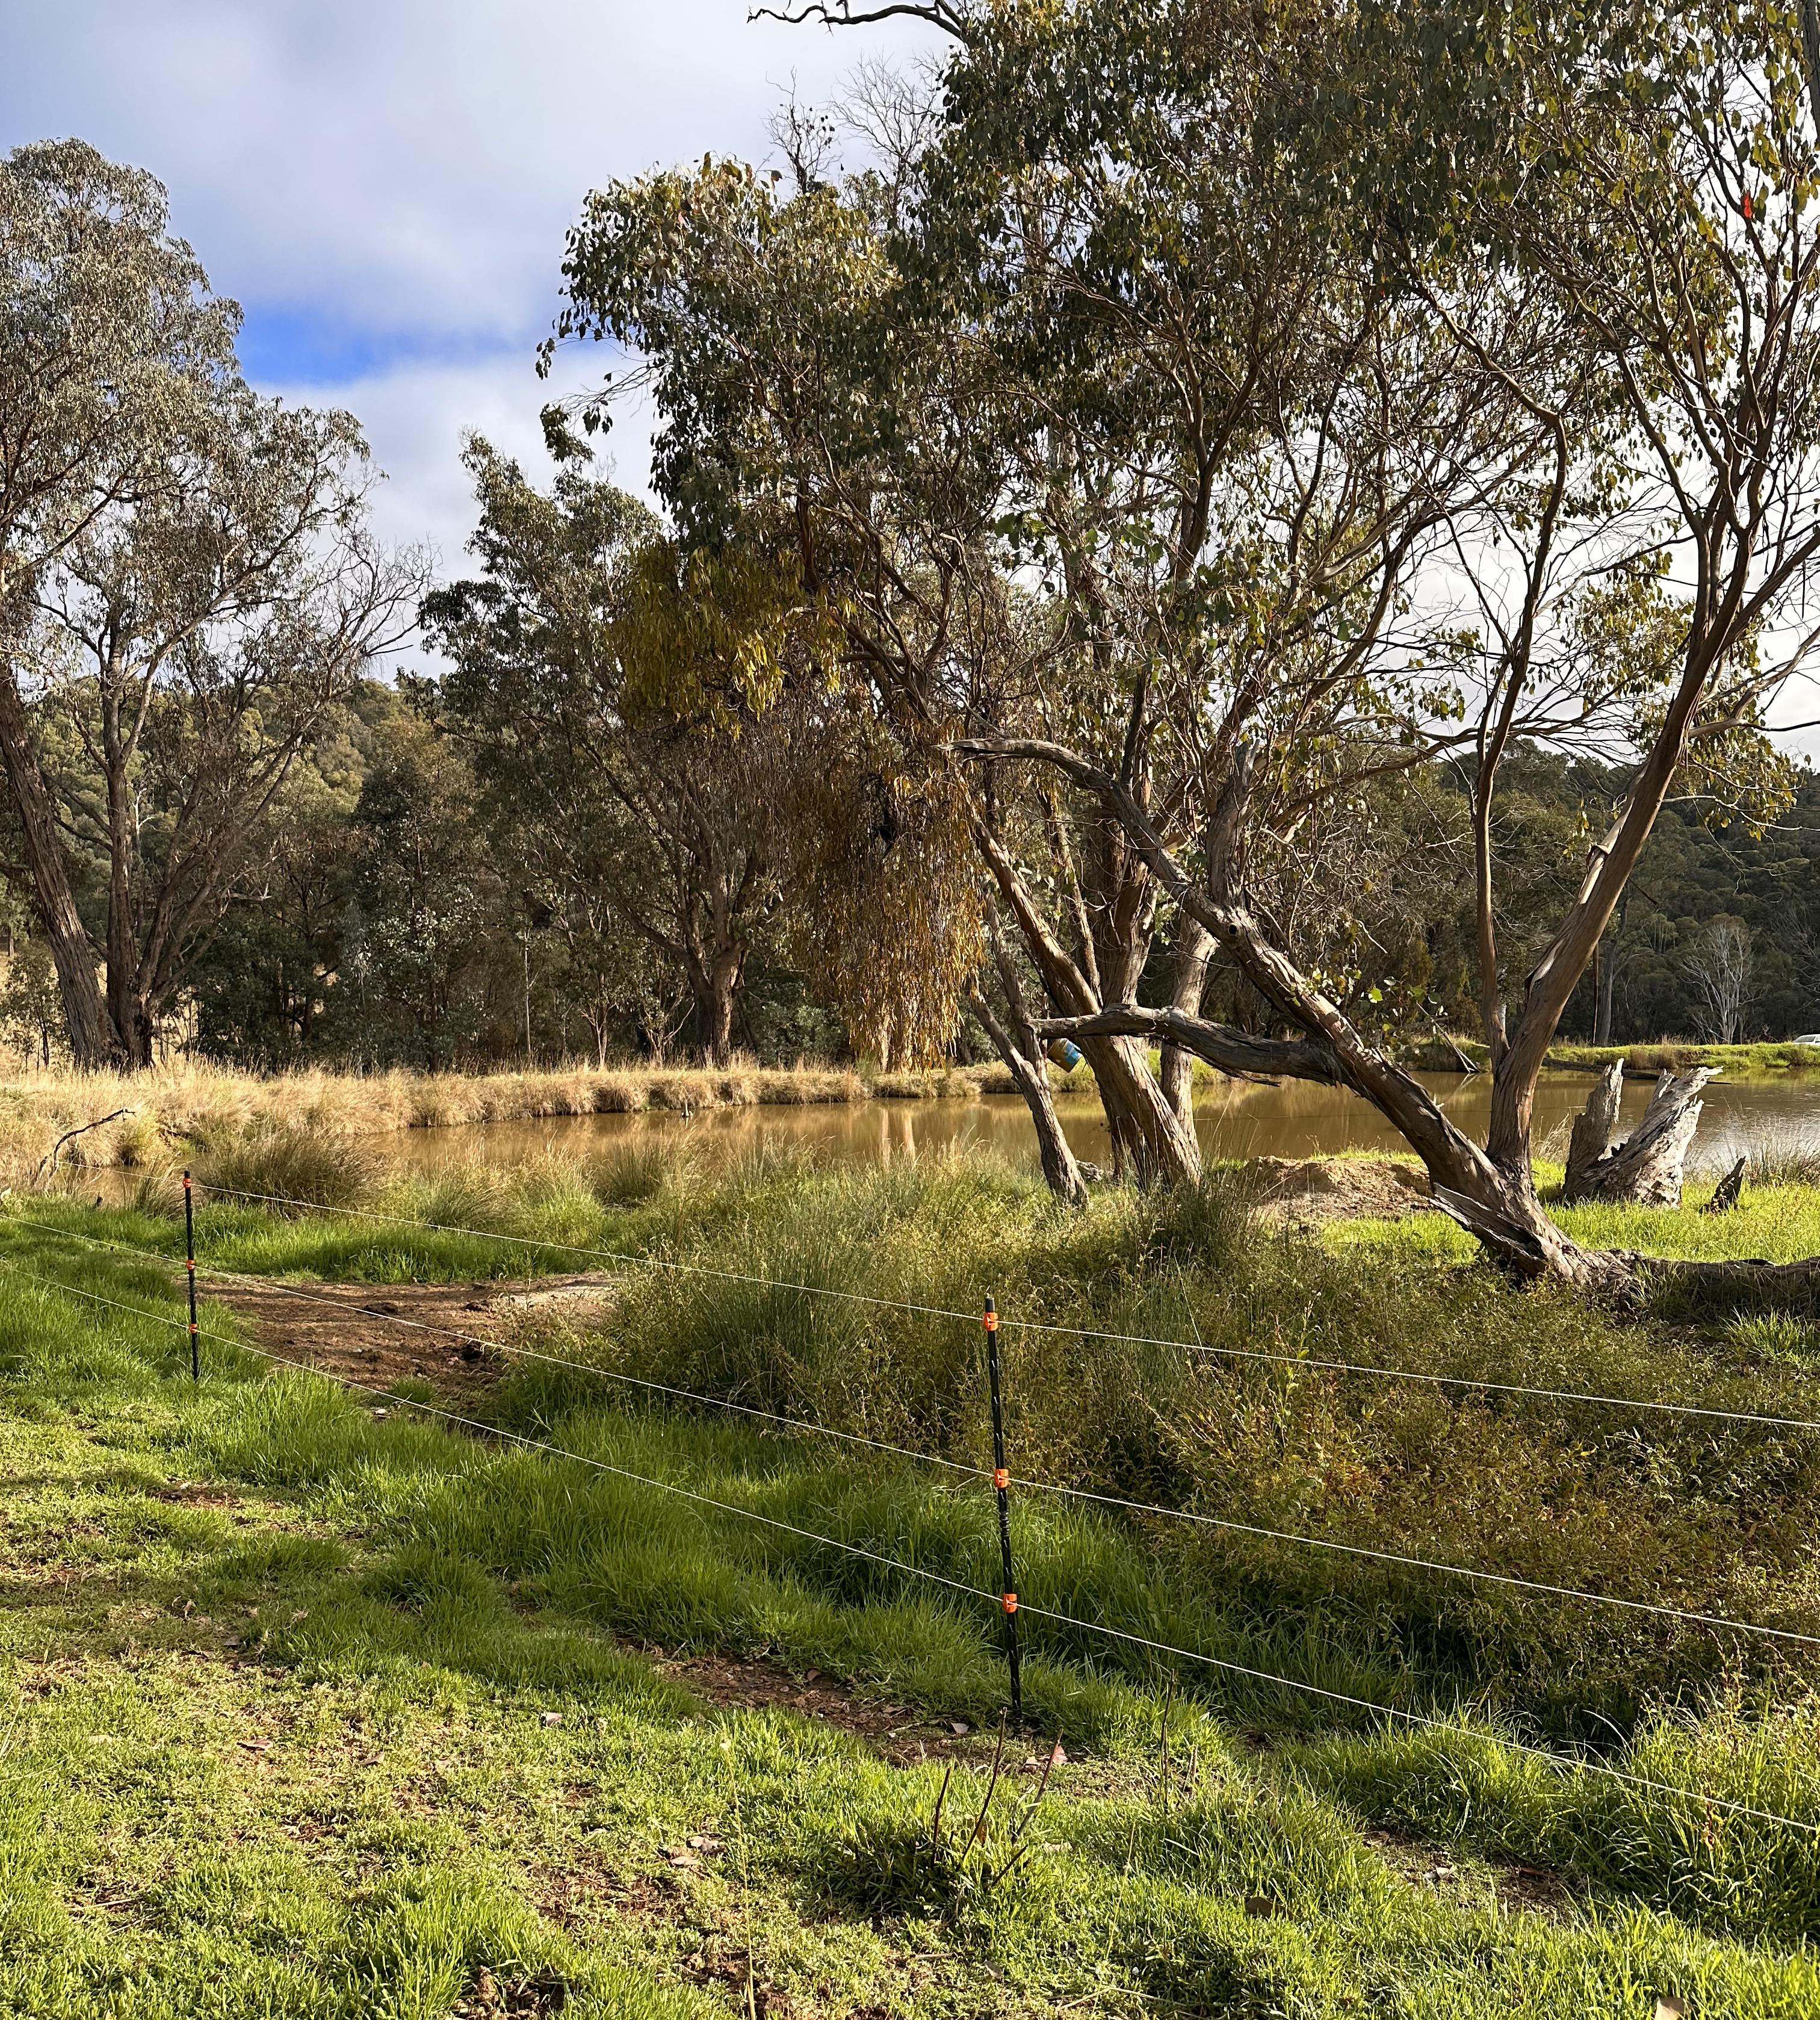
970 985 1088 1207
950 736 1820 1307
971 917 1088 1207
1563 1062 1712 1207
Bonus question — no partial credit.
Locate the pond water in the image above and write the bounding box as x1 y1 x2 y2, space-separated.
381 1070 1820 1182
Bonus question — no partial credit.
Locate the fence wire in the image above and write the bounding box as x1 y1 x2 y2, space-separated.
5 1249 1817 1841
188 1180 1820 1436
11 1208 1820 1655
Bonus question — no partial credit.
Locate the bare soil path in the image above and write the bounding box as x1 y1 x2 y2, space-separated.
200 1271 617 1400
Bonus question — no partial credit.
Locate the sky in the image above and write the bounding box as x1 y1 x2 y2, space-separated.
2 2 1816 755
0 0 936 568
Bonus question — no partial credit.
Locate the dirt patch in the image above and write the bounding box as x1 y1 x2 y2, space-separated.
641 1645 1054 1770
202 1274 616 1400
1361 1822 1578 1920
1249 1155 1432 1225
451 1966 569 2018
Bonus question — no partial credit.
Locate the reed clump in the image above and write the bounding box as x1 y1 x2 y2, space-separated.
194 1121 383 1213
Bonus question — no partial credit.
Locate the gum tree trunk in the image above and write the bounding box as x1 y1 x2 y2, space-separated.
971 919 1088 1207
0 664 119 1065
968 807 1202 1190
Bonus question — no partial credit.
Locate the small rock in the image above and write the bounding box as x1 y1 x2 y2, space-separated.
686 1833 725 1855
949 1721 970 1737
661 1846 701 1870
540 1711 563 1728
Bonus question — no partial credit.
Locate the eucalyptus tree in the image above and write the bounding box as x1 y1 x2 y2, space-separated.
548 0 1562 1180
1 138 415 1067
956 0 1820 1292
1 139 237 1060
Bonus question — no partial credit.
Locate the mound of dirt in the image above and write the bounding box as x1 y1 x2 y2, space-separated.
1248 1155 1431 1224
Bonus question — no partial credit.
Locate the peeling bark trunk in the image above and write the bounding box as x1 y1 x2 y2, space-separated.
0 663 119 1065
967 804 1199 1188
1564 1066 1712 1207
1078 1029 1202 1187
950 735 1820 1306
1160 920 1213 1136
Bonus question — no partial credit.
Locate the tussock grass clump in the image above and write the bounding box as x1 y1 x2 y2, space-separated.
481 1149 1820 1740
1748 1128 1820 1189
194 1122 381 1214
584 1139 693 1208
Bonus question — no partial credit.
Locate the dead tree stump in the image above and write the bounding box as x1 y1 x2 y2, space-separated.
1701 1156 1747 1215
1562 1064 1713 1208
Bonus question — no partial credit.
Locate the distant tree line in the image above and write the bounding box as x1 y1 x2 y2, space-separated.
4 654 1810 1071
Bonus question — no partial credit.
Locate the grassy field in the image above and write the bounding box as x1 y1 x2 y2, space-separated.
1399 1038 1820 1079
4 1143 1820 2015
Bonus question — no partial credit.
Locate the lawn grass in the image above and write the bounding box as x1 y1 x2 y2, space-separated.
8 1155 1820 2012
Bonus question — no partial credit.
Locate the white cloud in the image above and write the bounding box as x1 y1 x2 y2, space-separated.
2 0 936 345
270 343 654 572
3 0 936 587
4 2 1820 761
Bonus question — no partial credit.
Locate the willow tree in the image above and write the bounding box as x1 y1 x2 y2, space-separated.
424 439 979 1068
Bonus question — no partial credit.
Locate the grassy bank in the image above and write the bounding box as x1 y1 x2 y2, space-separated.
0 1059 885 1189
1401 1037 1820 1079
6 1192 1820 2013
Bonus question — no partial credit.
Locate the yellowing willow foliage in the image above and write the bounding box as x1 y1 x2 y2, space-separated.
788 751 984 1071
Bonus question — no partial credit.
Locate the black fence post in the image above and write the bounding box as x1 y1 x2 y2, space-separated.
985 1294 1022 1727
184 1170 199 1383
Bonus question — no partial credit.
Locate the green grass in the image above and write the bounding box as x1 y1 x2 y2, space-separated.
8 1155 1820 2011
1400 1037 1820 1079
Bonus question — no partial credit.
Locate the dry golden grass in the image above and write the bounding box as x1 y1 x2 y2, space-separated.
0 1055 870 1185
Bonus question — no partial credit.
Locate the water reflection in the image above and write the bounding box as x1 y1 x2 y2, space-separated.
381 1070 1820 1180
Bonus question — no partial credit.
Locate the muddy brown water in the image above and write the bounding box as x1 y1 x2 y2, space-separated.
375 1070 1820 1183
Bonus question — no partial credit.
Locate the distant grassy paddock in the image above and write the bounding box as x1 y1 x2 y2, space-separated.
1402 1037 1820 1079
